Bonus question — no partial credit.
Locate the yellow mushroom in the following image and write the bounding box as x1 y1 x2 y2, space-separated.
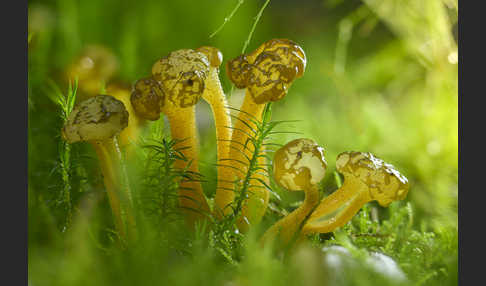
62 94 135 242
261 138 327 248
219 39 307 231
65 45 119 99
194 46 233 219
301 151 410 237
66 47 145 154
131 49 211 226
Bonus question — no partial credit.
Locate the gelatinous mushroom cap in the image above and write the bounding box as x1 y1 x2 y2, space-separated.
226 54 253 89
130 77 165 121
273 138 327 191
248 38 306 79
62 95 129 143
66 45 119 94
151 49 210 108
226 39 307 104
335 152 410 207
196 46 223 68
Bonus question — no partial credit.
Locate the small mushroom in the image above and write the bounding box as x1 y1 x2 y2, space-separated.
131 49 211 225
62 94 135 242
65 45 119 98
301 151 409 236
194 46 234 219
130 77 165 121
66 47 142 155
218 39 307 231
261 138 327 248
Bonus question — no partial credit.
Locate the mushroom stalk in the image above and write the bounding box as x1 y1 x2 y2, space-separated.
239 154 269 231
300 179 370 236
214 89 267 220
235 91 270 231
91 138 136 241
201 67 233 219
193 46 236 219
162 104 210 224
203 68 232 161
261 185 319 247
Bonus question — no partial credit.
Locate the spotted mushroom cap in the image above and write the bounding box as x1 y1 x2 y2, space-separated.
226 38 307 104
247 38 306 78
273 138 327 191
151 49 210 108
62 95 129 143
335 151 410 207
66 45 119 95
196 46 223 68
130 77 166 121
226 54 253 89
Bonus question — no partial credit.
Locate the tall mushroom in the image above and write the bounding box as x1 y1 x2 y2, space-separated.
300 151 410 236
194 46 233 219
261 138 327 248
62 94 135 242
217 39 307 231
131 49 211 225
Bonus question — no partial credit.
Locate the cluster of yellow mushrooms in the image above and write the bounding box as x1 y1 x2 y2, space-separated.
62 39 410 248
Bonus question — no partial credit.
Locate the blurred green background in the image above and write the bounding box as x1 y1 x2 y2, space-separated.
28 0 458 285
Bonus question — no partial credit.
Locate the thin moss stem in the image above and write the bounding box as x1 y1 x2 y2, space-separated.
60 140 73 228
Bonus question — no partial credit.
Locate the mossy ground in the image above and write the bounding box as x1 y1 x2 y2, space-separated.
28 0 458 285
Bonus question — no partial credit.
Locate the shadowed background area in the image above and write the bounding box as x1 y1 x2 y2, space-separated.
28 0 458 285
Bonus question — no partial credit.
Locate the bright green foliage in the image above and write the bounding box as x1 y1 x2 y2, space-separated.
341 202 458 286
44 79 78 228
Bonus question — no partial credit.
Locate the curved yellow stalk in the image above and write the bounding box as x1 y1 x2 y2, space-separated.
92 140 126 238
92 138 137 242
215 90 270 230
261 185 319 247
201 67 233 218
301 179 371 236
236 92 269 231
